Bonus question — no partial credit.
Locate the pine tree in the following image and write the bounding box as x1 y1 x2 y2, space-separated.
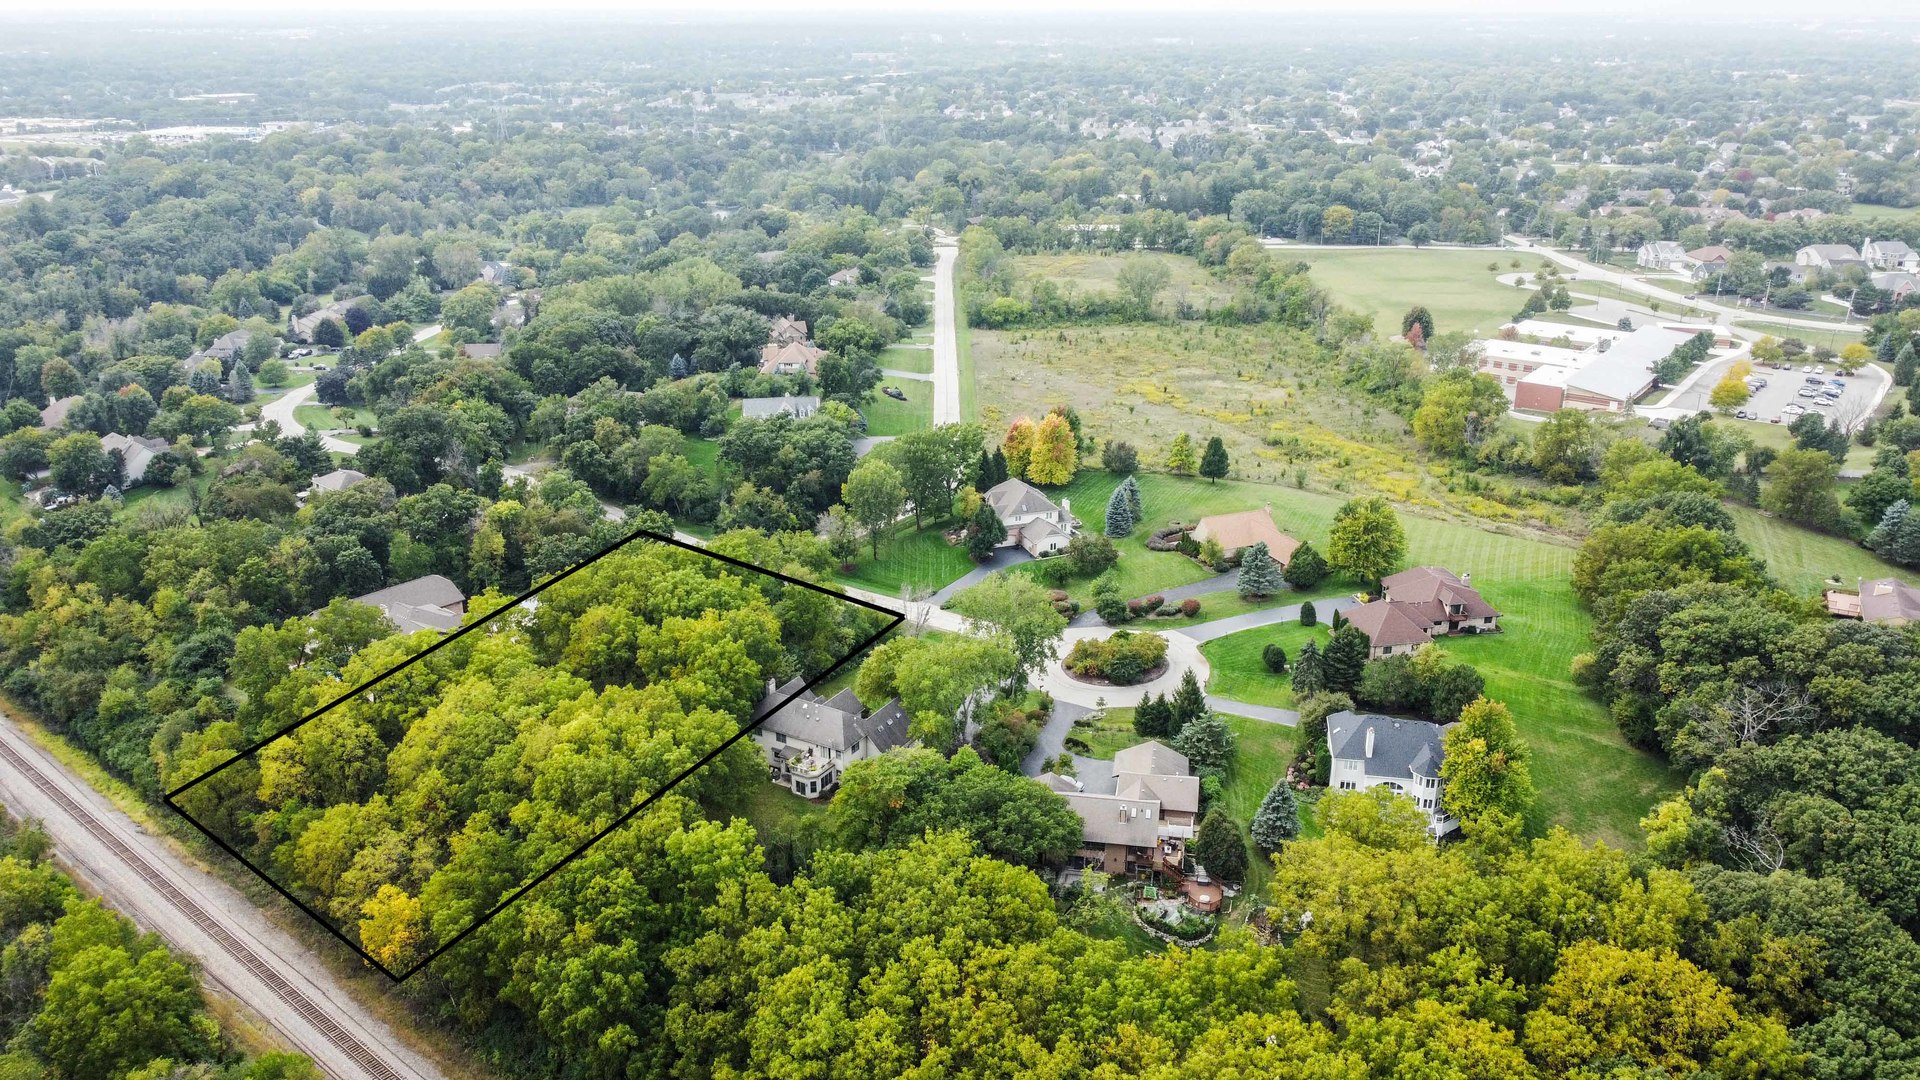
1103 484 1135 538
1121 474 1142 519
1175 711 1234 778
1191 810 1248 884
1331 608 1347 630
224 361 254 404
1283 541 1329 588
1322 625 1370 692
668 352 690 379
1169 668 1206 735
965 503 1007 561
1165 432 1197 475
1896 342 1917 388
1237 541 1285 598
1199 435 1229 481
1870 499 1920 567
987 448 1010 487
1250 780 1300 849
1262 643 1287 673
1299 600 1317 627
975 449 993 489
1132 693 1173 738
1292 639 1324 695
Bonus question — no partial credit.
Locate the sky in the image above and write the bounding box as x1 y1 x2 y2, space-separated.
3 0 1874 19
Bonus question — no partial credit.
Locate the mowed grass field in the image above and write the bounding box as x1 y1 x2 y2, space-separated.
1202 621 1332 709
1009 251 1239 312
879 343 933 374
862 378 933 436
836 520 974 598
1734 321 1863 352
1727 504 1909 597
1288 247 1524 338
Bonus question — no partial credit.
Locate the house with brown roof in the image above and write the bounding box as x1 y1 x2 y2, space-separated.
1684 245 1735 281
1342 567 1500 660
758 341 826 377
1189 506 1300 564
749 677 913 797
38 395 82 430
768 315 810 345
1040 741 1200 880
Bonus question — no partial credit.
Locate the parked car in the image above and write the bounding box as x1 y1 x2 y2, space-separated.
1802 365 1815 373
1783 403 1807 415
1798 388 1818 398
1735 410 1751 420
1814 365 1826 375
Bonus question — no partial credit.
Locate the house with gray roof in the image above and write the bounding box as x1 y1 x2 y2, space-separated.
38 395 82 430
1861 238 1918 272
338 575 467 635
1326 711 1458 839
288 296 373 343
740 394 820 420
1039 739 1200 878
983 477 1076 556
101 433 170 486
750 677 913 797
1856 578 1920 626
1635 241 1687 271
1795 244 1865 272
302 468 368 502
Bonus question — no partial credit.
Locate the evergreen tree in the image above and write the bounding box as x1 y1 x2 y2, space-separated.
1262 643 1287 673
1165 432 1197 475
312 317 347 349
1250 780 1300 849
1283 541 1329 589
668 352 690 379
1174 711 1234 778
1132 693 1173 738
188 360 222 395
1331 608 1347 630
224 361 253 404
1237 540 1285 598
965 503 1007 561
1321 625 1370 692
1896 342 1917 388
1121 474 1142 518
1170 668 1207 735
1190 810 1248 884
1299 599 1317 627
1869 499 1920 566
1199 435 1229 481
1292 639 1325 695
986 447 1010 487
976 449 993 489
1401 305 1436 341
1103 483 1135 537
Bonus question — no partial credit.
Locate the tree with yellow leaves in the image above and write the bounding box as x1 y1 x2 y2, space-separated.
1026 412 1079 485
1003 416 1037 478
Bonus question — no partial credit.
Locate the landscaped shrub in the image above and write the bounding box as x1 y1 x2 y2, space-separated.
1180 598 1201 618
1064 630 1169 685
1262 643 1287 673
1300 600 1317 627
1066 532 1119 577
1146 524 1187 552
1138 907 1213 942
1033 559 1075 587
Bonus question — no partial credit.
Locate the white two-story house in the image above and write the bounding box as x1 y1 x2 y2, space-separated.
1326 711 1458 839
983 477 1077 556
750 677 913 798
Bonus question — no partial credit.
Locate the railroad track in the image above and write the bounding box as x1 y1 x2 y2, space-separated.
0 735 411 1080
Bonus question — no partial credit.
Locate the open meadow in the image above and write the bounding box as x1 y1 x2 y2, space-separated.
1009 251 1239 312
1285 247 1525 338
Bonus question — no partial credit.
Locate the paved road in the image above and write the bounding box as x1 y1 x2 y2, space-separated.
1022 700 1090 775
261 382 361 456
0 716 442 1080
928 546 1035 605
1171 595 1359 644
929 239 961 425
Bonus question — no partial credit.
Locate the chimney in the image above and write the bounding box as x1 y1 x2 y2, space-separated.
1060 497 1071 519
1460 571 1471 588
1364 727 1375 758
766 676 777 697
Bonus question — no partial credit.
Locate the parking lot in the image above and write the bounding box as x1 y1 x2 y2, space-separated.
1733 363 1879 428
1667 353 1886 430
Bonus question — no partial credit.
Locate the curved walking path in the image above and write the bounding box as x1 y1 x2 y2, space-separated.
261 382 361 456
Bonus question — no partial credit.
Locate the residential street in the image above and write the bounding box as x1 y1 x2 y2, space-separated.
0 713 443 1080
929 236 961 425
260 381 361 455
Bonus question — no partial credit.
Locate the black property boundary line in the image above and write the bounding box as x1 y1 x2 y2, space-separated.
163 525 903 983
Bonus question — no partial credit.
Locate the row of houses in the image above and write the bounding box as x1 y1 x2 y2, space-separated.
1638 238 1920 281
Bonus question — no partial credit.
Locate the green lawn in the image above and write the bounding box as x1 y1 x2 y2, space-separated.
1564 279 1708 318
836 520 974 598
1069 707 1146 760
682 436 723 479
1290 248 1528 338
1734 321 1863 351
1216 713 1311 899
739 780 824 842
1727 503 1908 596
1844 203 1920 226
1718 415 1879 473
863 379 932 436
1201 621 1332 709
252 369 316 402
294 403 376 430
878 343 933 375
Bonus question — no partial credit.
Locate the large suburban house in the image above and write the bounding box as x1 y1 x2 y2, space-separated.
101 433 170 485
1861 238 1919 272
1827 578 1920 625
827 267 861 287
983 477 1077 556
1795 244 1865 273
288 296 373 342
1684 244 1735 281
302 468 368 502
1041 741 1202 880
1190 506 1300 564
1343 566 1500 660
758 340 826 377
1872 272 1920 305
1326 711 1458 839
768 315 810 345
38 395 81 430
740 394 820 419
188 329 254 368
750 677 912 797
340 575 468 634
1635 241 1688 271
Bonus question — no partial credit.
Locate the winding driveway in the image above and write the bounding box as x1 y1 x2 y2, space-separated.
261 382 360 456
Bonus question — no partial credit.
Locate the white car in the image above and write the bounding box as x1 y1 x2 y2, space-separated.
1814 365 1826 375
1782 403 1807 415
1801 364 1815 373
